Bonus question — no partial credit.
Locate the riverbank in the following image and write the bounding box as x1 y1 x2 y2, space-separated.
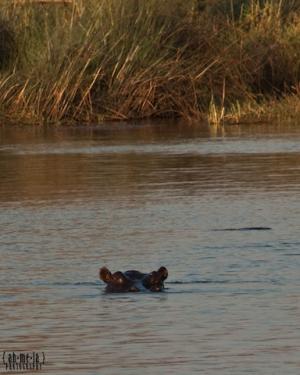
0 0 300 125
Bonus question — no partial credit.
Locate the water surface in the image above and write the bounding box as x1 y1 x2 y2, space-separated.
1 121 300 374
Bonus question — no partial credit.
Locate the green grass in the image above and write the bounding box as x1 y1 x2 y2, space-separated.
0 0 300 125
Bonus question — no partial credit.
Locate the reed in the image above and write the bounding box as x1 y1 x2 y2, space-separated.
0 0 299 125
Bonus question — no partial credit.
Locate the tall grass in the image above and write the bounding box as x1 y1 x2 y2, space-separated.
0 0 300 124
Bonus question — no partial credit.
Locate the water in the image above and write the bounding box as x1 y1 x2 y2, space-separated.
1 121 300 374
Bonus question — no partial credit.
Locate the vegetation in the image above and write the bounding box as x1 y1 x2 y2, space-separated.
0 0 300 125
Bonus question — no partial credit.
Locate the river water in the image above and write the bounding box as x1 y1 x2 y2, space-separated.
0 121 300 374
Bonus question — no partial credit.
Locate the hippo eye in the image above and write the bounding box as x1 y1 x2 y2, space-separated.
150 276 156 283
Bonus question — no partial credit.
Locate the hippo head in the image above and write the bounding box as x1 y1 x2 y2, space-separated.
142 266 168 292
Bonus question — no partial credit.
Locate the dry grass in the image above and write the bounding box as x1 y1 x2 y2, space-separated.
0 0 300 125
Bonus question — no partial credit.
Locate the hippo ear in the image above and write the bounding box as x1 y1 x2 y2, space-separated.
99 267 112 283
158 266 168 280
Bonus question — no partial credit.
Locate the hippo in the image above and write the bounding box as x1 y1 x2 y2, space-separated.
99 266 168 293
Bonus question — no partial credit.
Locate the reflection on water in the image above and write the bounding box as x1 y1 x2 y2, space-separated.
1 121 300 374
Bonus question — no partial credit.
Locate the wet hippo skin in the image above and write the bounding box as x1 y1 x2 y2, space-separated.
99 266 168 292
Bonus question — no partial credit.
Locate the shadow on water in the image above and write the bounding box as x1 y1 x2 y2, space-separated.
1 122 300 203
212 227 272 231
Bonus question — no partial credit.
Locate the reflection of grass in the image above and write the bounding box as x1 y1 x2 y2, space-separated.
0 0 300 125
